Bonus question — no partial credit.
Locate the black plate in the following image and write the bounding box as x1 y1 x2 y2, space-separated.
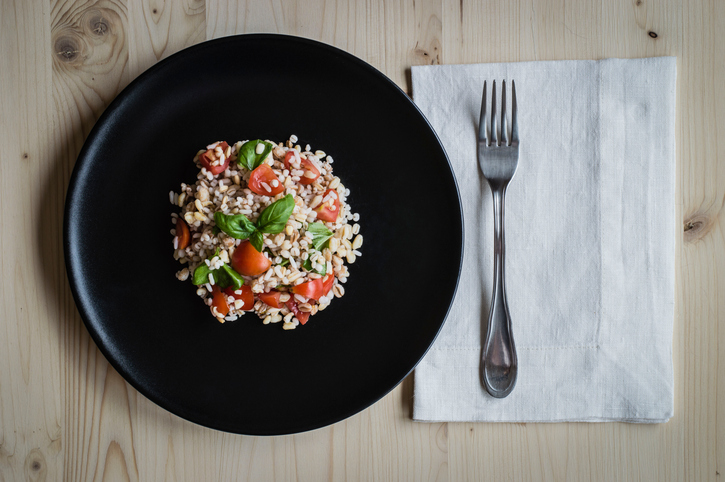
64 34 463 435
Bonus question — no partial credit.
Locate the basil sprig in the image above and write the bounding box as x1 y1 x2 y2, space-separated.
302 252 327 275
214 194 295 252
307 222 333 251
257 194 295 233
302 223 333 273
250 231 265 253
213 212 256 239
238 139 273 171
192 253 244 291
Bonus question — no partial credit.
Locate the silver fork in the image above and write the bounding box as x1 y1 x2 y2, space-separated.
478 80 519 398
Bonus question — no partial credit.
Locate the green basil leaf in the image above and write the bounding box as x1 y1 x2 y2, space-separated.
192 258 243 290
302 252 327 275
214 212 256 240
192 263 213 285
215 264 244 290
256 194 295 234
212 226 220 235
238 139 273 171
250 230 265 253
307 222 333 251
277 258 290 267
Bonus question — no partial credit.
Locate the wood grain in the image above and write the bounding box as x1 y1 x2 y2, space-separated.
0 1 61 481
127 0 205 77
1 0 723 480
49 2 136 481
206 0 442 90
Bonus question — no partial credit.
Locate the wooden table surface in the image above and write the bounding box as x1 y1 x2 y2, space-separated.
1 0 723 480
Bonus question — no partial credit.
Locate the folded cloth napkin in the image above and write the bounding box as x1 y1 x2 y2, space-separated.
412 58 676 423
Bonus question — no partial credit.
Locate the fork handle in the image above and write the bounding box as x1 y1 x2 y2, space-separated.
482 185 518 398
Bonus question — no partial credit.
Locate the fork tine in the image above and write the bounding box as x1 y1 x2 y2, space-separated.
511 80 518 143
490 80 498 146
501 80 508 146
479 81 488 145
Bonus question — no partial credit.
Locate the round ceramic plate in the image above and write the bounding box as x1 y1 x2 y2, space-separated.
64 34 462 435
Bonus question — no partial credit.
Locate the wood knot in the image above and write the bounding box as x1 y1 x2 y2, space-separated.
413 46 441 65
22 153 29 160
636 0 642 5
54 35 82 62
150 3 162 21
684 214 714 243
24 448 47 480
89 15 110 36
51 6 125 77
648 31 658 39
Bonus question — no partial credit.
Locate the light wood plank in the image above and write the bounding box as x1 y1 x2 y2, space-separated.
1 0 724 480
205 0 442 91
127 0 205 77
0 1 63 481
49 1 136 481
679 0 724 480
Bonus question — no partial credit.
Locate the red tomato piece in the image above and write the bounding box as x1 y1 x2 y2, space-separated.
199 141 230 175
231 240 271 276
258 290 285 309
175 218 190 249
298 158 320 185
248 164 284 196
211 285 230 317
321 273 335 296
286 299 310 325
283 151 296 170
283 152 320 185
223 285 254 311
291 278 324 301
315 189 340 222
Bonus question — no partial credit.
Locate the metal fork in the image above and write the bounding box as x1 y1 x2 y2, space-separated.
478 80 519 398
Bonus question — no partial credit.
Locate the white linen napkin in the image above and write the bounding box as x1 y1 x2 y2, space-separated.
412 58 676 423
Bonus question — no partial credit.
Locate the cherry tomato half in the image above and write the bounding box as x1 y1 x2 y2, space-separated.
248 164 284 196
315 189 340 223
199 141 230 175
283 151 296 170
175 218 190 249
231 240 272 277
286 299 310 325
223 285 254 311
291 278 324 301
211 285 230 317
283 152 319 185
297 158 320 185
259 290 285 309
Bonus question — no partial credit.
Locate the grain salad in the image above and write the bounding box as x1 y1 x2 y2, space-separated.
169 136 362 330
